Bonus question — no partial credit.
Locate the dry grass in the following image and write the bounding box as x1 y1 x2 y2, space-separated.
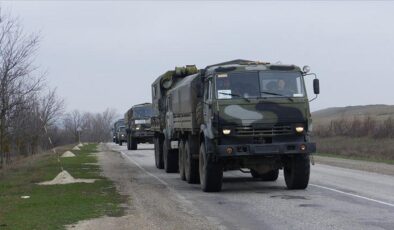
313 136 394 164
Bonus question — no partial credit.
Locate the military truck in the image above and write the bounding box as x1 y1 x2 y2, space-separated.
152 60 320 192
124 103 155 150
151 65 199 171
113 119 125 144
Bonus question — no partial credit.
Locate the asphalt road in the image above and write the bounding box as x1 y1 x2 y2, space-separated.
110 143 394 230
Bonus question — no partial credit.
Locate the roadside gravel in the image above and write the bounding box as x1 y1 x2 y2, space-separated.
68 144 219 230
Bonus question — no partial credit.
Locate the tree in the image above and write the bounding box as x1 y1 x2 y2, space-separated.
0 11 43 167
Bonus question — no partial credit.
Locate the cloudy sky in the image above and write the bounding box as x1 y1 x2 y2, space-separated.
3 1 394 114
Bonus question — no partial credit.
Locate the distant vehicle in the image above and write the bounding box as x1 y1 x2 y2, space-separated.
113 119 125 144
117 125 127 146
124 103 155 150
151 60 320 192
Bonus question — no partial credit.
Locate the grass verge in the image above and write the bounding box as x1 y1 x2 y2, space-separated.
314 136 394 165
0 144 125 230
316 152 394 165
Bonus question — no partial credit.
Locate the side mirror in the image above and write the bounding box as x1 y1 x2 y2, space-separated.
313 78 320 95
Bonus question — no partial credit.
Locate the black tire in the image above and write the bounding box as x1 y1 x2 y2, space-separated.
154 136 164 169
131 137 137 150
179 139 186 181
127 135 132 150
284 155 310 189
251 169 279 181
119 139 122 146
185 139 200 184
199 142 223 192
163 140 178 173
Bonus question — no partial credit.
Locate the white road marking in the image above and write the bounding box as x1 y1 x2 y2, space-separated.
120 151 169 186
310 183 394 208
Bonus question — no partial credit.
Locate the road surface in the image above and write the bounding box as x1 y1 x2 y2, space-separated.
109 143 394 230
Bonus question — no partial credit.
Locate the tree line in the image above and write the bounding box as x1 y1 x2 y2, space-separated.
0 11 116 168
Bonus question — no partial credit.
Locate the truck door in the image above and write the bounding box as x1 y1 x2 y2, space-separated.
203 77 213 127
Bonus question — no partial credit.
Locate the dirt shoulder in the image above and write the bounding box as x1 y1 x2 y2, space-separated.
68 144 219 230
313 155 394 176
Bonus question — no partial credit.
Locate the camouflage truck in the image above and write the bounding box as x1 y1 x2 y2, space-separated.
124 103 155 150
151 65 199 171
113 119 125 144
152 60 320 192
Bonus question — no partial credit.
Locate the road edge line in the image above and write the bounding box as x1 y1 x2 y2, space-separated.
310 183 394 208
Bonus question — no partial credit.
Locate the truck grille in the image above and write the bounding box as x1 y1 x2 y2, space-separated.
235 125 293 136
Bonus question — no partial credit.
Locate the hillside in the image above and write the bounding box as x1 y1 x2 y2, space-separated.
312 104 394 126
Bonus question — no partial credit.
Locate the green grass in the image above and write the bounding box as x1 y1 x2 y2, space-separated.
0 144 125 230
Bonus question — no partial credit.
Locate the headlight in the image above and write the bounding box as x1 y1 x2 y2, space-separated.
121 134 124 137
136 126 140 130
295 126 304 133
222 129 231 135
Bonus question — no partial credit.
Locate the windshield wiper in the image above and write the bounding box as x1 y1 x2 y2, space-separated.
260 91 293 102
219 92 250 102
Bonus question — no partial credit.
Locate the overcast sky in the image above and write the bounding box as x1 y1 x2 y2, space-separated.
3 1 394 114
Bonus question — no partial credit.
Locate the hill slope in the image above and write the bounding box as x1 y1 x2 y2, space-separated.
312 104 394 125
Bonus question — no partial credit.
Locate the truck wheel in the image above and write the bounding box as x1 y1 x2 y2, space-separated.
199 142 223 192
185 139 199 184
163 140 178 173
251 169 279 181
178 139 186 180
119 140 123 146
127 135 132 150
154 137 164 169
132 140 138 150
284 155 310 189
131 138 137 150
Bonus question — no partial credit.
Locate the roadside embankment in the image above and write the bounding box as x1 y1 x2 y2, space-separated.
0 143 124 230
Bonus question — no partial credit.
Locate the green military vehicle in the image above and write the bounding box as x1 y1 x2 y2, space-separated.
152 60 319 192
124 103 155 150
113 119 125 145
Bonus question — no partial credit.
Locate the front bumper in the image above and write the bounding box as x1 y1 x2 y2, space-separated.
132 130 154 138
216 142 316 157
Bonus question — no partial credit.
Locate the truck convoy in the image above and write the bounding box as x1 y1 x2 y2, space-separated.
113 119 126 145
151 60 320 192
124 103 155 150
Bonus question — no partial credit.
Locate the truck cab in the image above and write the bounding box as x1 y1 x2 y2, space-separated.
113 119 125 144
197 61 318 191
117 125 127 146
125 103 155 150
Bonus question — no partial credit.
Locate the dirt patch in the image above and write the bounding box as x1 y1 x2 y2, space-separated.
38 170 96 185
67 144 219 230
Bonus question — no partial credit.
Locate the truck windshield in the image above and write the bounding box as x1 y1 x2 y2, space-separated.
216 71 304 99
133 107 155 118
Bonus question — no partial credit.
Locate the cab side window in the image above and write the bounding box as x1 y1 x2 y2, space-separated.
204 79 212 101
